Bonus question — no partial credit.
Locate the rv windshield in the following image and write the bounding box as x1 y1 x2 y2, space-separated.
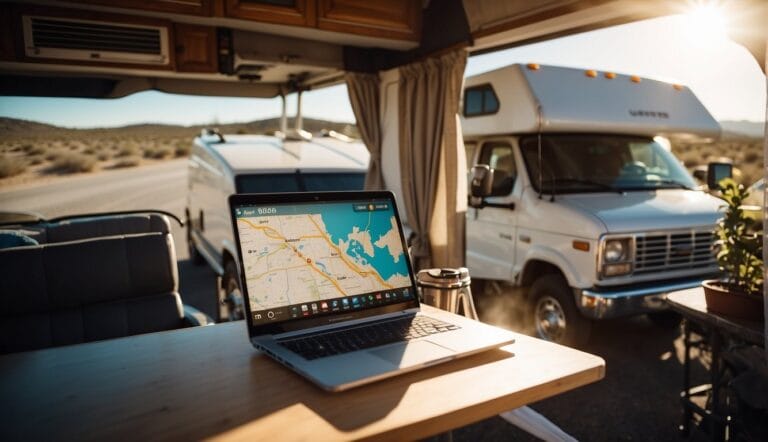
520 134 696 193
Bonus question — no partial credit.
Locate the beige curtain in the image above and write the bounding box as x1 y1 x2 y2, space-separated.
345 72 384 189
398 49 468 270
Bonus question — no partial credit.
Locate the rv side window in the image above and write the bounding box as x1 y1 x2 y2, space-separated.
463 84 499 117
479 142 515 194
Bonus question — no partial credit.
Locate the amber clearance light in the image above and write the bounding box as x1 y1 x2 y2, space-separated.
604 72 616 79
526 63 540 71
585 69 598 78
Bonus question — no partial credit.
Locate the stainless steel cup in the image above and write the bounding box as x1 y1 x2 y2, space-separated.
416 267 478 320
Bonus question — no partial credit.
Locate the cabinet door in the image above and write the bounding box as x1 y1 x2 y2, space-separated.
72 1 213 16
317 0 420 41
224 0 316 27
175 24 218 73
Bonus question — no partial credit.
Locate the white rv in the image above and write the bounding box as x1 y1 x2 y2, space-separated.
186 130 369 321
463 64 724 346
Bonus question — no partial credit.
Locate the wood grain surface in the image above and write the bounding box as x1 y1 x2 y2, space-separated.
0 306 605 441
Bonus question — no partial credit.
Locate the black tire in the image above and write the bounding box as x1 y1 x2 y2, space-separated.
219 260 245 322
529 274 591 347
186 213 205 266
647 311 682 329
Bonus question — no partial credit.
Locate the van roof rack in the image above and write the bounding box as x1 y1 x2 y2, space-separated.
201 128 225 143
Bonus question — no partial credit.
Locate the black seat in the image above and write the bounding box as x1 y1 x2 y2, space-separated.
0 231 209 354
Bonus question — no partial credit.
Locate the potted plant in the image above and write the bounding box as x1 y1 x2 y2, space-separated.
703 178 764 321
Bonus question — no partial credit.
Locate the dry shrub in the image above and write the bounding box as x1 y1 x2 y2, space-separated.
0 156 27 178
174 143 191 157
97 152 111 161
143 146 171 159
23 144 47 156
112 157 140 168
47 152 96 174
29 156 44 165
116 145 139 157
82 147 97 155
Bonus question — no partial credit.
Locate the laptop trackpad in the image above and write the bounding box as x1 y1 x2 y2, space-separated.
370 341 454 368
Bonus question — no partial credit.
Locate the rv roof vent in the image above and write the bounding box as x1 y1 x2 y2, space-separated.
23 16 169 65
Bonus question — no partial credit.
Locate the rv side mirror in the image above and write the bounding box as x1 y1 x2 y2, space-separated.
707 162 733 190
469 165 493 208
470 165 494 197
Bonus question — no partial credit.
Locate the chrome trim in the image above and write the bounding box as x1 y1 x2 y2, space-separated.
576 278 708 319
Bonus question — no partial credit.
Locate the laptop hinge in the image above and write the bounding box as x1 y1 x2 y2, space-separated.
264 310 415 340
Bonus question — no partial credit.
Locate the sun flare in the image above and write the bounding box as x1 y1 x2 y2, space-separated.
683 2 730 44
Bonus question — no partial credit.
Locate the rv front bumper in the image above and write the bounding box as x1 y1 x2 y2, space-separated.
575 278 708 319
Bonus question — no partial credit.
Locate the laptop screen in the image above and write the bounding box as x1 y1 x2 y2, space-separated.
232 195 415 326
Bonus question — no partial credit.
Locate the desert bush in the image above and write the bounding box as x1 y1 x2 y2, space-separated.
47 152 96 174
23 144 47 156
174 143 191 157
0 156 27 178
45 150 64 161
29 155 44 165
112 157 140 168
97 152 111 161
82 147 97 155
116 145 139 157
744 151 760 164
143 146 171 159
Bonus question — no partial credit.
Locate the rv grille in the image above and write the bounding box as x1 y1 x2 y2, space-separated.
635 230 716 275
29 18 162 55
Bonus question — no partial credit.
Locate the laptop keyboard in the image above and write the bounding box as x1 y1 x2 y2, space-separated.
277 315 460 360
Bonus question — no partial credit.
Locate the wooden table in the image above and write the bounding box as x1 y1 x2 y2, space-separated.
667 287 764 439
0 306 605 441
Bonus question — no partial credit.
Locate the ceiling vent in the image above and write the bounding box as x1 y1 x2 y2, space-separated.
22 16 169 65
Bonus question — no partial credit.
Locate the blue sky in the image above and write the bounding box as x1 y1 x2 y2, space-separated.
0 12 764 128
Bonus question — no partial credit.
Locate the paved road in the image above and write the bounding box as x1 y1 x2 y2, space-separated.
0 159 220 317
0 162 708 439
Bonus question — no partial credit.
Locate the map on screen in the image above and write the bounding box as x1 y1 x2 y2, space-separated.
235 200 412 312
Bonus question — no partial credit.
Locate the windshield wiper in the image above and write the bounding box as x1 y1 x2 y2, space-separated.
541 178 623 194
649 180 694 190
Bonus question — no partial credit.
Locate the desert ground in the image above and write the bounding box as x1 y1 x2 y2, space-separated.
0 117 359 189
1 117 762 192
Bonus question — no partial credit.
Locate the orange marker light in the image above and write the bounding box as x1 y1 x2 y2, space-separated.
573 240 590 252
526 63 540 71
630 75 641 83
604 72 616 79
673 84 684 91
585 70 598 78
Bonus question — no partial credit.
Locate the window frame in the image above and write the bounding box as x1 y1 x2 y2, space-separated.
463 83 500 117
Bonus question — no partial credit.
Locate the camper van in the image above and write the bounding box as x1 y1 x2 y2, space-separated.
186 130 369 321
464 64 724 346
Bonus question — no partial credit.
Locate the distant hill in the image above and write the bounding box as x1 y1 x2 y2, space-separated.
720 120 764 139
0 117 358 140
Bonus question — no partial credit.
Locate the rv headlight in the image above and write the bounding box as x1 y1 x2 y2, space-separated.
600 237 633 278
604 240 628 263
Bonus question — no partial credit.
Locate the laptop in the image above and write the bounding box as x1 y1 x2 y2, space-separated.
229 191 515 391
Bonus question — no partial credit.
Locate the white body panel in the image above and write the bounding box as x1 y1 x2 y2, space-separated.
462 64 720 139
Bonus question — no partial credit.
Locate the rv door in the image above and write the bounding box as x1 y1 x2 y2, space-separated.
466 140 519 281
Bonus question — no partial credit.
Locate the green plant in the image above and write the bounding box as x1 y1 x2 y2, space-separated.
714 178 763 296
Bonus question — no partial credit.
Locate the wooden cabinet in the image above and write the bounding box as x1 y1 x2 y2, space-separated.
0 4 15 61
224 0 316 27
174 24 218 73
316 0 419 41
72 1 213 16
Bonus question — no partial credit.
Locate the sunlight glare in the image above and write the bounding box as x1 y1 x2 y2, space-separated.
683 2 729 44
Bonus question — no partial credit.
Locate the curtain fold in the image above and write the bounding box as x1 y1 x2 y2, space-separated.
398 49 468 270
345 72 384 190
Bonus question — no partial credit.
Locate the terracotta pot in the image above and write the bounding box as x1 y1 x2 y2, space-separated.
702 280 764 321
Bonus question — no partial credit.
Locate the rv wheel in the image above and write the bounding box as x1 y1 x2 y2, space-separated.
530 275 591 347
219 260 245 322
